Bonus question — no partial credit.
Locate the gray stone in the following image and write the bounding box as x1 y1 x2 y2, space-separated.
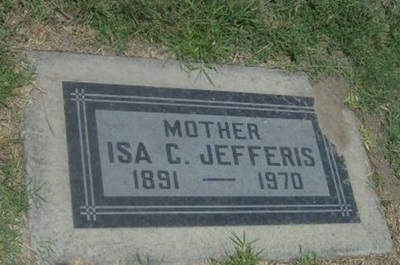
24 52 391 264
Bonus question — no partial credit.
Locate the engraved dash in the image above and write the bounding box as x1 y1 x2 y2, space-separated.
202 178 236 182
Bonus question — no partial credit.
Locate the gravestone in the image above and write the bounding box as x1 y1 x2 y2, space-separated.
25 52 391 264
64 82 357 228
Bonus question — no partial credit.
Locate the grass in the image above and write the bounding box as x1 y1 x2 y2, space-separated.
211 233 262 265
212 234 322 265
0 55 31 263
1 0 30 105
0 70 32 264
296 251 321 265
0 159 30 264
0 49 30 106
15 0 399 176
1 3 32 264
0 0 400 264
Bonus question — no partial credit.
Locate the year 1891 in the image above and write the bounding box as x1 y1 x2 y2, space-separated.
133 170 180 190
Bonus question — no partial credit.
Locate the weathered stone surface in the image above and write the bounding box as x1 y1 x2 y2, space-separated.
24 52 391 264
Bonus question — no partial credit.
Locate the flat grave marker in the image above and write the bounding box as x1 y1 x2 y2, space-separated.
64 82 358 228
25 52 391 265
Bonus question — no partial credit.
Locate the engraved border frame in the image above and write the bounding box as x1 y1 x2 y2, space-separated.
63 82 359 228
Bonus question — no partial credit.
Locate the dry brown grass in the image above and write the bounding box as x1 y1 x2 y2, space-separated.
0 82 35 263
7 10 171 60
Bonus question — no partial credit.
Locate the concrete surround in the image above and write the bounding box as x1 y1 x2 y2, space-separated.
24 52 392 265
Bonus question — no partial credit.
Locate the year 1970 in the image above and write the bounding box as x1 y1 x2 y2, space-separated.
258 171 304 190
